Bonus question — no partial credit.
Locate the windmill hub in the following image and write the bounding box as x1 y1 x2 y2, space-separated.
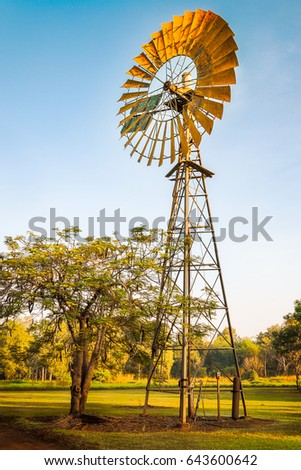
163 80 193 114
163 81 178 93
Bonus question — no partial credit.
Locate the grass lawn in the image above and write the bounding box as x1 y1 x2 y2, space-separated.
0 386 300 450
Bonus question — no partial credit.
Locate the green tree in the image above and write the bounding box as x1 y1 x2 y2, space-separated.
272 300 301 389
0 228 165 415
237 337 259 363
0 319 32 379
28 318 71 381
256 325 282 377
204 328 239 377
236 337 264 379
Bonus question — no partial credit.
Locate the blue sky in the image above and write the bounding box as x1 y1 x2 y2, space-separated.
1 0 301 337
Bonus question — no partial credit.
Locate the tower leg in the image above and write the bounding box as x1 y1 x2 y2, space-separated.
232 376 241 420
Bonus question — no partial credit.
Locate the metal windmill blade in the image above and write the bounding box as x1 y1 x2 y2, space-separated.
118 8 238 166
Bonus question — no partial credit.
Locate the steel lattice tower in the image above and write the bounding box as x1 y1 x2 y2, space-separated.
143 147 247 423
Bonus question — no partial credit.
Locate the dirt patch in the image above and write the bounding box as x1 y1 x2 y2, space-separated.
0 419 67 450
52 413 274 434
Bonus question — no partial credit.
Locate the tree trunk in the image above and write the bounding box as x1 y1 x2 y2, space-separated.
70 346 84 415
79 326 106 414
69 322 106 416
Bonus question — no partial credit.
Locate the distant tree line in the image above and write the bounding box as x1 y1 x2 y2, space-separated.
1 228 300 416
1 311 300 387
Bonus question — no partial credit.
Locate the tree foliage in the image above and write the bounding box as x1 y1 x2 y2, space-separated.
0 319 32 379
271 300 301 388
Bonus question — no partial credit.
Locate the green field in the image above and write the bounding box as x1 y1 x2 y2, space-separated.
0 385 300 450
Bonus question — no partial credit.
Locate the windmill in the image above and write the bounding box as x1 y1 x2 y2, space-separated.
118 9 247 425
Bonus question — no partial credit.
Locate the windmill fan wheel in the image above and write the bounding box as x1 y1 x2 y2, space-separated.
118 9 239 167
